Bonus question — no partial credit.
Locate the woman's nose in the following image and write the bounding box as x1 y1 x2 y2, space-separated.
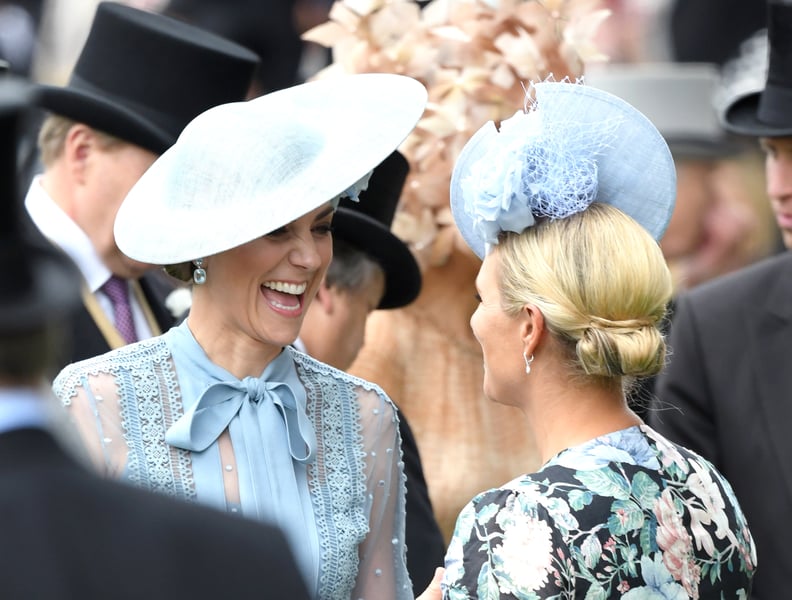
289 234 323 270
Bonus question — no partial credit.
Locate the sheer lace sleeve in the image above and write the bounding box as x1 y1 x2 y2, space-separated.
353 386 412 600
52 339 190 497
53 363 129 477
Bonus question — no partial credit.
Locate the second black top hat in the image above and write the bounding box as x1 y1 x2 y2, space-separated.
723 0 792 137
35 2 260 154
333 151 422 310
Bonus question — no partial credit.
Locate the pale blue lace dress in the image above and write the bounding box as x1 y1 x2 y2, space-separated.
54 321 411 600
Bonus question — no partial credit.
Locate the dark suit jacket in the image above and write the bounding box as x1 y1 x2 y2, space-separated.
54 271 178 373
399 415 446 594
0 427 310 599
649 251 792 599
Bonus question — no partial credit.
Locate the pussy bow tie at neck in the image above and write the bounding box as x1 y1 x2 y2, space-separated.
165 354 317 463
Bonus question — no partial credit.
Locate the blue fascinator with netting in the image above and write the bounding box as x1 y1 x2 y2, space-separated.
450 81 677 259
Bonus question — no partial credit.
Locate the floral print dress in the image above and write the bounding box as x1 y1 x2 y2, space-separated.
442 425 755 599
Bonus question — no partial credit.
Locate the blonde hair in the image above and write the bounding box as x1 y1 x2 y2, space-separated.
497 203 673 381
37 115 123 167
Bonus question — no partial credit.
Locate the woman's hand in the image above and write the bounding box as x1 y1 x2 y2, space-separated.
416 567 444 600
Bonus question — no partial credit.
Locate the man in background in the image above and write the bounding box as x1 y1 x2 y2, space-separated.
25 1 259 372
650 1 792 597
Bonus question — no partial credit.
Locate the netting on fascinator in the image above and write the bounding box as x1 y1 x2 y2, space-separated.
461 80 621 248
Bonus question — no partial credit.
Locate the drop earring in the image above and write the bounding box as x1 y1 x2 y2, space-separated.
193 258 206 285
523 352 534 375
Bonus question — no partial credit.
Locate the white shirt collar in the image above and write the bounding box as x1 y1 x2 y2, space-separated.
24 175 111 293
292 336 307 353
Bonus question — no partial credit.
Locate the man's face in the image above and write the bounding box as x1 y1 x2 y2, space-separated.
72 131 157 278
299 266 385 371
321 273 385 371
760 136 792 248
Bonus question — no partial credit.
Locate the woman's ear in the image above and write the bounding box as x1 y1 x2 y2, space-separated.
520 304 545 356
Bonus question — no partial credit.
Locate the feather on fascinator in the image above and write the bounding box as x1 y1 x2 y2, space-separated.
450 80 676 258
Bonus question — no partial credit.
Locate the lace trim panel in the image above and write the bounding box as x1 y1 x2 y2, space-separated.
54 339 196 500
293 349 370 598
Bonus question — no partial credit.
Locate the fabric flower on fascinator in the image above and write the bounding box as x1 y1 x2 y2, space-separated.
451 80 677 259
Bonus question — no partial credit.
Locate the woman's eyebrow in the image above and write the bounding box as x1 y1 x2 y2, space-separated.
315 206 336 220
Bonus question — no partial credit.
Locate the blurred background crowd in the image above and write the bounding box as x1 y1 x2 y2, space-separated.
4 0 782 547
0 0 787 595
4 0 780 282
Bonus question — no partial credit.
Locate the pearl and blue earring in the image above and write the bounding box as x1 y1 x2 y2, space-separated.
193 258 207 285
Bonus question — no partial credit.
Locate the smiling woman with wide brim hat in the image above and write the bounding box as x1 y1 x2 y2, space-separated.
53 72 429 600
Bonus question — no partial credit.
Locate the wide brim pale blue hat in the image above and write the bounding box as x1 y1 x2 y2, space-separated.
115 73 427 264
450 81 677 259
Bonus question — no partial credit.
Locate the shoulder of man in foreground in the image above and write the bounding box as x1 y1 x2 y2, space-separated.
0 428 311 599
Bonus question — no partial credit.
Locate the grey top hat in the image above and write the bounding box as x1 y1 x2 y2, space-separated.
585 63 740 159
723 0 792 137
34 2 260 154
0 78 81 334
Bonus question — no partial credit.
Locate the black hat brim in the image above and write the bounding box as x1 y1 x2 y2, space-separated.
724 92 792 138
332 208 421 310
32 2 260 155
36 84 174 154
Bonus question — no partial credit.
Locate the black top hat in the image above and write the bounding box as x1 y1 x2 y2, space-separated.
0 78 81 334
723 0 792 137
34 2 260 154
333 151 422 309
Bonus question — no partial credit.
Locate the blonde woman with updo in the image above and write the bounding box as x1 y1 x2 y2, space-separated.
432 81 756 599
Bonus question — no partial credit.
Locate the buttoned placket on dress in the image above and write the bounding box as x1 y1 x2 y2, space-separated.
165 340 322 596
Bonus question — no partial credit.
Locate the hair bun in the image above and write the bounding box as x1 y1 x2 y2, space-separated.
577 317 665 378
